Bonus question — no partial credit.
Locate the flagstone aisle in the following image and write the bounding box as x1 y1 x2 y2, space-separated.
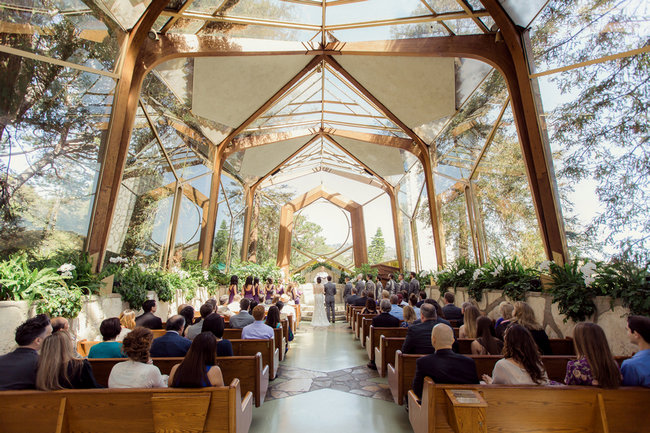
248 323 412 433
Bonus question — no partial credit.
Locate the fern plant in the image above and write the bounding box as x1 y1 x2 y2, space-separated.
546 259 598 322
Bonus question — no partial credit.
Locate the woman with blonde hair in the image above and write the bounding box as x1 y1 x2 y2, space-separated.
512 301 552 354
117 309 136 341
401 305 417 327
458 305 481 338
565 322 620 388
36 330 100 390
495 302 514 339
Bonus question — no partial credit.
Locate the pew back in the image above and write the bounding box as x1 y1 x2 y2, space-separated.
229 338 279 380
0 380 253 433
366 327 408 361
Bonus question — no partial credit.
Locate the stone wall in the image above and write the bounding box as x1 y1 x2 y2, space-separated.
424 286 635 356
0 286 230 355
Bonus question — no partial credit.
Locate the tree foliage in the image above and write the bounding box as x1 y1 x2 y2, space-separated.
368 227 386 264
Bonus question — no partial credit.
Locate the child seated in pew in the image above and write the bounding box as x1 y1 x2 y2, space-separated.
482 324 550 385
169 332 224 388
471 316 503 355
88 318 126 359
37 330 101 390
108 327 166 388
565 322 620 388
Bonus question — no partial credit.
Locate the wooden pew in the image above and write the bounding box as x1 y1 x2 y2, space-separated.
366 326 408 362
89 353 270 408
281 318 290 354
0 380 253 433
355 313 377 340
359 317 374 347
409 379 650 433
348 306 363 325
230 338 280 380
388 351 631 405
223 327 285 362
376 336 408 377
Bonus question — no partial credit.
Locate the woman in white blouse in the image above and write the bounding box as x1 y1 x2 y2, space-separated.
482 324 549 385
108 327 166 388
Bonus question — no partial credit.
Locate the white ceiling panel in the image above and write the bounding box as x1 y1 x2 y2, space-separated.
239 135 316 179
331 134 407 178
336 56 456 131
192 55 315 128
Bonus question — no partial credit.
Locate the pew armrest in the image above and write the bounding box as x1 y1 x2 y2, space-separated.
408 390 427 433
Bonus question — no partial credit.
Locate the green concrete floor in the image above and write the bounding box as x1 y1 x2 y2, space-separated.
249 323 412 433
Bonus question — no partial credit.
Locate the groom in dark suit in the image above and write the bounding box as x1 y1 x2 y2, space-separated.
324 276 337 323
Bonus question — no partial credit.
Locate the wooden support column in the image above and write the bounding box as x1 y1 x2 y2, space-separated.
464 186 482 265
200 156 224 268
410 217 421 272
277 204 294 276
85 0 168 271
421 151 446 269
162 183 183 268
350 206 368 267
481 0 569 264
241 185 255 261
387 187 404 270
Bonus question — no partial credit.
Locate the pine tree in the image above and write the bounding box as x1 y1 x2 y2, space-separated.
213 220 229 265
368 228 386 264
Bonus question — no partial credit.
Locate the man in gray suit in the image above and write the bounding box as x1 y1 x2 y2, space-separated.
355 274 366 293
324 276 337 323
343 276 353 305
386 274 397 295
365 275 376 300
409 271 421 297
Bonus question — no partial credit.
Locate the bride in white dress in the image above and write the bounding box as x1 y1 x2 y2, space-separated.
311 277 330 327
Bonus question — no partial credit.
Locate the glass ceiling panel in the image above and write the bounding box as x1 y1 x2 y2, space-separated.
498 0 547 28
0 0 123 71
327 0 441 27
213 0 322 26
99 0 151 30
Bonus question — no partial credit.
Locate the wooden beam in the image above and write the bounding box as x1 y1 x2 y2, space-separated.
327 128 420 157
480 0 568 264
226 129 316 157
85 0 168 271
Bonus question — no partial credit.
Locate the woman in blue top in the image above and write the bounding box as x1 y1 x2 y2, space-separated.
202 313 234 357
88 318 126 359
169 332 224 387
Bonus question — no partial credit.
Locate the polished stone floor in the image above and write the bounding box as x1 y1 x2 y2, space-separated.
249 323 412 433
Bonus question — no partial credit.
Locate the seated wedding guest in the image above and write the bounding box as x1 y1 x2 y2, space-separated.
346 288 360 306
248 300 259 313
229 298 254 328
88 318 125 359
402 303 438 354
354 289 369 307
202 313 234 357
242 305 274 339
565 322 620 388
179 305 195 337
117 310 136 341
135 300 163 329
471 316 504 355
108 327 166 388
388 294 404 320
372 300 401 328
458 305 480 338
169 332 224 388
381 290 390 300
361 297 377 314
512 301 552 355
482 324 550 385
186 303 213 341
442 292 463 322
177 304 190 315
37 330 100 390
399 291 409 306
228 294 242 313
401 305 417 328
429 300 451 327
217 295 233 317
416 292 427 308
412 324 479 399
278 296 296 321
50 317 69 333
621 315 650 387
409 294 421 319
0 314 51 390
149 315 191 358
265 306 282 329
495 301 514 339
205 298 218 312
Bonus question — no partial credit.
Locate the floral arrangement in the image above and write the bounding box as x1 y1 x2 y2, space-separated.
468 257 539 302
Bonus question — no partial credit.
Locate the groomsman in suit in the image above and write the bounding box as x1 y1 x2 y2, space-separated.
324 276 337 323
355 274 366 293
397 273 406 292
343 276 353 305
386 274 397 295
408 272 421 297
375 276 384 298
365 275 376 299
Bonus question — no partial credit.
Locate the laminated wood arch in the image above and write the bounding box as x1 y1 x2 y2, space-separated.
277 185 368 276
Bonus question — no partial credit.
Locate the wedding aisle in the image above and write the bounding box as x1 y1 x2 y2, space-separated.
248 323 411 433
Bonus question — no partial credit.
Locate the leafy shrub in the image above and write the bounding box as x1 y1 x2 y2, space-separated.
545 259 598 322
32 250 101 295
594 260 650 316
35 285 83 318
469 257 539 302
434 258 477 291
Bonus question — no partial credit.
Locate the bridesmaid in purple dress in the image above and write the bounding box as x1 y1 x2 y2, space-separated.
264 278 275 304
276 282 285 297
242 276 255 300
253 277 261 303
228 275 239 304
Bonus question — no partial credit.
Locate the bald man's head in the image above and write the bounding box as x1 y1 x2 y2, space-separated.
431 324 454 350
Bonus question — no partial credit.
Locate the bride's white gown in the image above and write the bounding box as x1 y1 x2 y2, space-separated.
311 284 330 327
